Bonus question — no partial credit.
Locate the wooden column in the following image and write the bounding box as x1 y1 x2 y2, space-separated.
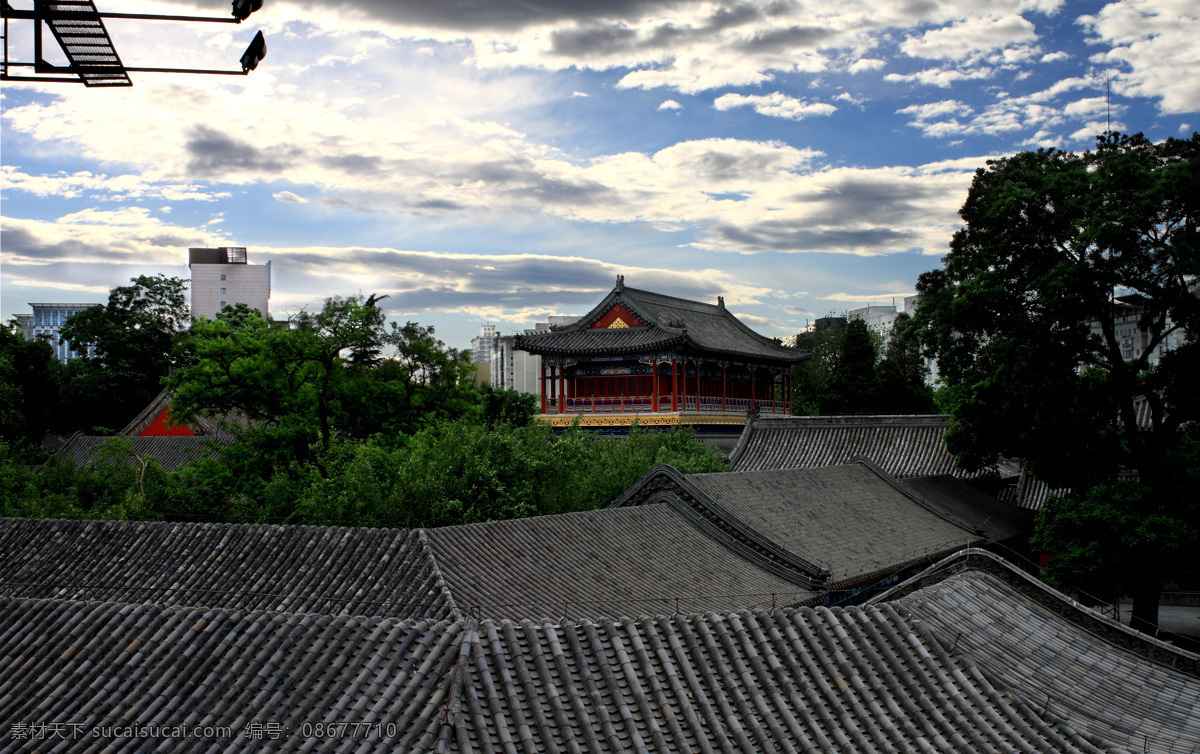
750 366 756 410
540 362 547 414
721 363 727 412
652 360 659 412
671 358 678 412
557 363 565 414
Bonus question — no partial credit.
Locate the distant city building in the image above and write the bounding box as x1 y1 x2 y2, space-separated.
188 247 270 321
470 324 498 366
1087 292 1193 368
12 314 33 341
24 303 103 363
490 317 578 394
847 304 900 336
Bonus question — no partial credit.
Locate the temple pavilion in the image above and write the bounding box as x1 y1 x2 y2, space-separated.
514 276 808 429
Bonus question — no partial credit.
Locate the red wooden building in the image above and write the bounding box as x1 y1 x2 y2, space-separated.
514 277 808 426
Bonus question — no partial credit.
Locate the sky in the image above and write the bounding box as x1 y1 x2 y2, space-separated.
2 0 1198 350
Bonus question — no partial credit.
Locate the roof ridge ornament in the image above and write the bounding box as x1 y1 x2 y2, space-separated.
616 275 625 291
718 296 725 310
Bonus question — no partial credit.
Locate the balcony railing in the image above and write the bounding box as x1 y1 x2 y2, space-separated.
546 395 790 415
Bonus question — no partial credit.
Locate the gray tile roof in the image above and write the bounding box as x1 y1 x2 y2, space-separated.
516 283 807 363
727 415 1070 511
51 433 233 472
0 518 458 620
614 462 1026 589
883 550 1200 753
2 515 1195 751
425 505 813 621
1 573 1155 752
729 414 985 476
899 474 1031 541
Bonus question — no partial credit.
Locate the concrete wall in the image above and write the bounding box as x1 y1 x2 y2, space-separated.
190 263 270 320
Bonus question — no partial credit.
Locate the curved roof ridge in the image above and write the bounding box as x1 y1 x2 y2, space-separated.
870 547 1200 678
418 528 463 622
608 464 830 587
515 279 806 363
847 455 984 535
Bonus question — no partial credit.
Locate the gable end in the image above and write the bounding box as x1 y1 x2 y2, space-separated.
591 303 646 330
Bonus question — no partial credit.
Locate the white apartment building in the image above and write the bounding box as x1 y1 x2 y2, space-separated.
490 316 578 394
25 303 102 363
188 247 270 320
848 304 900 336
471 324 498 366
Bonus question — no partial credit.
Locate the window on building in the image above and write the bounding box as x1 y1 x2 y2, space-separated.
220 274 226 281
220 288 226 294
220 301 227 308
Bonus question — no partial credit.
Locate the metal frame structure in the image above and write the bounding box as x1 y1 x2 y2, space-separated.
2 0 263 86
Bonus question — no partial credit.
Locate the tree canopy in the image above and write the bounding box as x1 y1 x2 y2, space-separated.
792 315 935 415
59 274 190 433
913 132 1199 631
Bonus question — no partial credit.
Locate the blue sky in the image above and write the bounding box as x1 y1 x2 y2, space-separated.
3 0 1198 350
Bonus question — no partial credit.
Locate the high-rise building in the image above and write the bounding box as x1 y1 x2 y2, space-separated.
188 247 270 320
470 324 498 366
490 317 578 394
25 303 103 363
847 304 900 336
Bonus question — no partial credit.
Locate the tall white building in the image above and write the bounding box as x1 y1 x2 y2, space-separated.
188 247 270 320
490 316 578 393
471 324 498 366
25 303 103 363
848 304 900 336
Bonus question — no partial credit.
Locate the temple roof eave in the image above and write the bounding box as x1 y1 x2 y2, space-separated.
515 334 808 364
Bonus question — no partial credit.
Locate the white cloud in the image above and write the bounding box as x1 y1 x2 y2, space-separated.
713 92 836 121
571 91 590 97
0 167 228 202
896 73 1127 141
273 190 308 203
847 58 886 74
885 67 994 88
1081 0 1200 114
900 14 1038 62
657 99 683 110
1040 51 1070 63
818 290 915 303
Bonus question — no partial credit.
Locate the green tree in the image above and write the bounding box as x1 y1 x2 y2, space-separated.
874 313 936 414
0 324 62 457
792 318 882 415
913 132 1200 631
58 274 190 433
341 321 476 438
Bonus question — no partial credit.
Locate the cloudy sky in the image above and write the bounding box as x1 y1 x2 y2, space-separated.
2 0 1197 348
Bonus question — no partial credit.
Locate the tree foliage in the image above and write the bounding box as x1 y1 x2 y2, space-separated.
913 132 1200 630
792 315 934 415
0 325 62 457
6 285 731 536
58 274 190 433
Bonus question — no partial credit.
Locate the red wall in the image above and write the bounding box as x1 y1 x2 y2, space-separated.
140 409 195 437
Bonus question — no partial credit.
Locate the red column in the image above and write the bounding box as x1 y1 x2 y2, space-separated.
540 362 547 414
750 366 756 410
721 364 727 413
671 358 678 412
652 360 659 412
557 363 565 414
